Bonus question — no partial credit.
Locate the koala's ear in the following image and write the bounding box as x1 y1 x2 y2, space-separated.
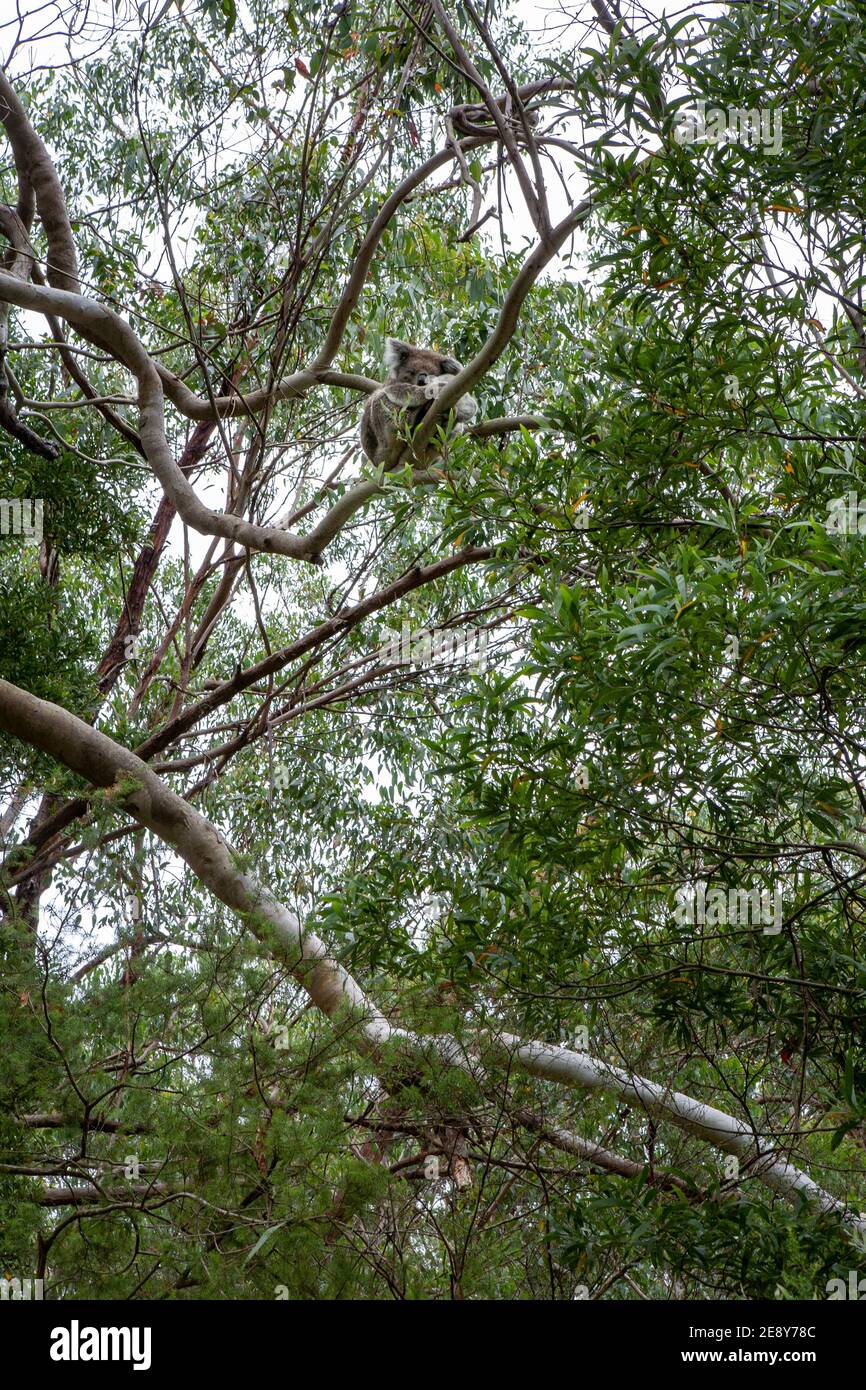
384 338 413 372
440 356 462 375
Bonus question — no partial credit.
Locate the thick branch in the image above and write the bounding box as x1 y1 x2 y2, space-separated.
502 1035 858 1220
0 272 316 562
0 70 78 291
35 1182 171 1206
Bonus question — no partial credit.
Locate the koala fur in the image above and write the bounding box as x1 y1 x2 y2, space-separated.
360 337 477 465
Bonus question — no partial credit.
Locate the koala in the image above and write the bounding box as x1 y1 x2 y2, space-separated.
360 338 477 465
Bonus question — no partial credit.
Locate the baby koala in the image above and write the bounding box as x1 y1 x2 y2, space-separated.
360 337 477 465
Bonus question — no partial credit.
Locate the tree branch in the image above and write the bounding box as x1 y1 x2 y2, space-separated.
0 676 860 1228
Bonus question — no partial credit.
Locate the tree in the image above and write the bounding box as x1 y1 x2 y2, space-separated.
1 0 865 1301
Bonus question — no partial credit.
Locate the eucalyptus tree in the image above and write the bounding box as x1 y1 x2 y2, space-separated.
1 0 865 1301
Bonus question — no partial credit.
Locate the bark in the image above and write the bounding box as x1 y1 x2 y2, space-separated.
0 69 78 291
35 1183 171 1206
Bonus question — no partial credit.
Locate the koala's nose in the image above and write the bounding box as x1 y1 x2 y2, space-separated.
417 374 428 386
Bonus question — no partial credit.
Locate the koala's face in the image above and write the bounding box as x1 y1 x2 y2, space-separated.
383 337 462 387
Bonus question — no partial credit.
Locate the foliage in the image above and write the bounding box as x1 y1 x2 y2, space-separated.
1 0 866 1301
